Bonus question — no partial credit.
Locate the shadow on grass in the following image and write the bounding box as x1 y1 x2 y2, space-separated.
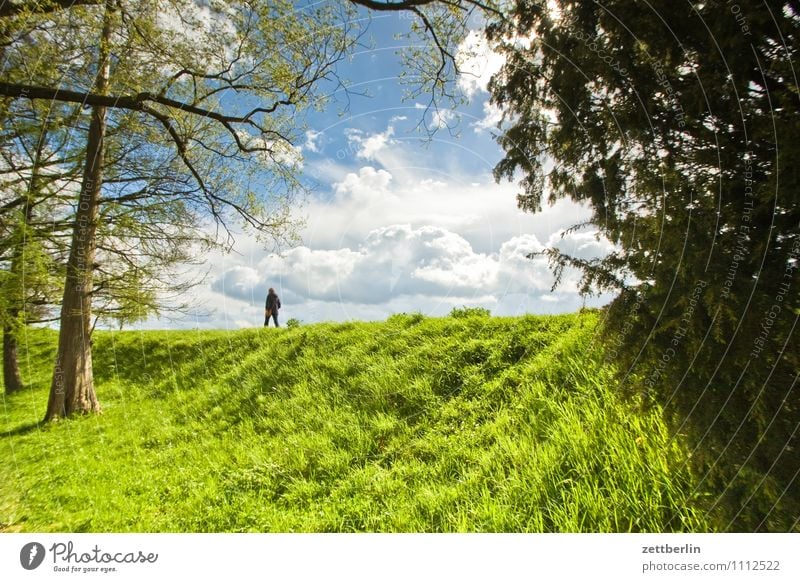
1 420 44 438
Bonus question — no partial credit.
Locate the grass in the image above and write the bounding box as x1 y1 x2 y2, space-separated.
0 310 708 532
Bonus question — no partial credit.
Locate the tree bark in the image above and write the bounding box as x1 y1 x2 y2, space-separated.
3 323 23 393
45 1 114 420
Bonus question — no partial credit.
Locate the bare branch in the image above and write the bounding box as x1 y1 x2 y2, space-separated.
0 82 294 128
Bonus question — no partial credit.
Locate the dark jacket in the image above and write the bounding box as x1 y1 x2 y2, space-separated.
265 291 281 312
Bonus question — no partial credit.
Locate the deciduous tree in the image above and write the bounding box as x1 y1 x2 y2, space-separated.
1 0 502 417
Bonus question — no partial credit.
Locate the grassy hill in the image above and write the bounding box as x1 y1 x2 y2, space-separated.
0 311 708 532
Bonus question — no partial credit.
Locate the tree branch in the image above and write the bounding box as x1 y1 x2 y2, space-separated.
0 82 294 127
0 0 103 19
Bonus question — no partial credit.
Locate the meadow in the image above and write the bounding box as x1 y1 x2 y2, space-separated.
0 310 708 532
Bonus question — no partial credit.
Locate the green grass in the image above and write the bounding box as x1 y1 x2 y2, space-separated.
0 311 708 532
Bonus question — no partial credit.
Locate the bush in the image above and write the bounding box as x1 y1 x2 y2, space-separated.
449 306 490 319
386 312 425 326
286 318 301 328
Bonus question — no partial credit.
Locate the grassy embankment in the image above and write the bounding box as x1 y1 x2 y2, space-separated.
0 311 707 531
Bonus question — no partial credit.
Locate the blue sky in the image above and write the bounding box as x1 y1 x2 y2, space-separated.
159 9 613 329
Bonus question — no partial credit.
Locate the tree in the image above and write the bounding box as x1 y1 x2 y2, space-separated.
1 102 77 393
3 0 367 418
0 83 217 394
488 0 799 530
5 2 351 419
43 0 114 417
1 0 502 418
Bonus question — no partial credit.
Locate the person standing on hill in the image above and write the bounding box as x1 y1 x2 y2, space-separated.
264 287 282 328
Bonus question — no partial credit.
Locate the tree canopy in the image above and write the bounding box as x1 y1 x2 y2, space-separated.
488 0 799 530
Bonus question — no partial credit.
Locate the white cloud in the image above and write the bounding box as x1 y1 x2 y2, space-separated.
456 30 505 98
494 234 563 295
259 225 496 304
431 108 457 129
149 220 613 329
210 225 579 311
414 103 458 129
234 131 304 168
304 130 323 153
210 265 260 301
473 101 505 133
346 126 396 161
548 229 616 261
303 156 593 259
269 141 303 168
155 1 239 72
334 166 393 201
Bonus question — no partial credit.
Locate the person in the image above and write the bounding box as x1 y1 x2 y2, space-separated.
264 287 282 327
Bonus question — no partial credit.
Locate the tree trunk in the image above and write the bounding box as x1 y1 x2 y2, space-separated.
45 2 113 420
3 323 24 393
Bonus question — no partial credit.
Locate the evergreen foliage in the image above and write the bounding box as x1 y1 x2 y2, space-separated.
488 0 799 530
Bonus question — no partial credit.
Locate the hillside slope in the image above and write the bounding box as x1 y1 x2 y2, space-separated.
0 311 707 532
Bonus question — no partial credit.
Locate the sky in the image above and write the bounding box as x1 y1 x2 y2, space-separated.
156 8 614 330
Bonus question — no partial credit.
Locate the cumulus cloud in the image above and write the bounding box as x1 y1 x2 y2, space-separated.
346 126 396 161
334 166 393 202
303 156 594 258
234 131 304 168
212 224 566 309
258 225 491 304
496 234 552 293
155 2 240 74
166 223 613 330
210 265 261 302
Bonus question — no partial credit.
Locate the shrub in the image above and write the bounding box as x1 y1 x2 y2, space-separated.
449 306 490 319
386 312 425 326
286 318 301 328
